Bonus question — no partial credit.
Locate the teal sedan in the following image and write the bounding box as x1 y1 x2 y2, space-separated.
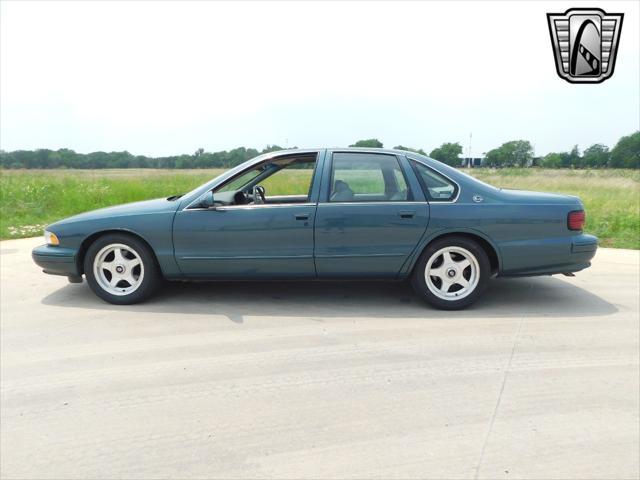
32 148 598 309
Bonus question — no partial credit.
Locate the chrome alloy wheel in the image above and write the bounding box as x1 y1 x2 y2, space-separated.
92 243 144 296
424 246 480 301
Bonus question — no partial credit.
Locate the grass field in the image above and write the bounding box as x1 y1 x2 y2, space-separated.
1 168 638 248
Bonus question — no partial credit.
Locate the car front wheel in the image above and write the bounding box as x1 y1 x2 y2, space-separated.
411 236 490 310
84 233 160 305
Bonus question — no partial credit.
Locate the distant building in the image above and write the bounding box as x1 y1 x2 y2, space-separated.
460 157 484 168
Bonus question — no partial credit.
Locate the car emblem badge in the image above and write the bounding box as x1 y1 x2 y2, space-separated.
473 195 484 203
547 8 623 84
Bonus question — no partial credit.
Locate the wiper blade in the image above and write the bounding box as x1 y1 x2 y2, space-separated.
167 194 184 201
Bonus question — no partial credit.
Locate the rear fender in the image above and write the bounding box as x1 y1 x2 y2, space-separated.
398 227 503 277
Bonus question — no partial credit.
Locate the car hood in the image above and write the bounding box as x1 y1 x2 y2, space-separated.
500 189 581 205
51 197 181 225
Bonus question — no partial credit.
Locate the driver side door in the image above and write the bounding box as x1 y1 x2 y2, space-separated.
172 152 323 278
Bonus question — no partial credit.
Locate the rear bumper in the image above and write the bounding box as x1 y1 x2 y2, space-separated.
32 244 80 277
571 234 598 254
499 233 598 277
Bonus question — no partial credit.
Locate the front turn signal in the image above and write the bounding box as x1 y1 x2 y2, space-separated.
44 230 59 246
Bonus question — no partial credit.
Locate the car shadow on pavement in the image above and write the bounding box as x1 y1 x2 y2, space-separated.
41 275 617 323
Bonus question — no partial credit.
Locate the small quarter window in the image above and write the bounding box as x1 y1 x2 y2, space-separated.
411 161 458 201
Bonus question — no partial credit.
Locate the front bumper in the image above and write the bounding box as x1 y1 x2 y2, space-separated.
32 244 80 277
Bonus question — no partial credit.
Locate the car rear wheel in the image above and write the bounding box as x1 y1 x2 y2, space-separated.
411 236 490 310
84 233 160 305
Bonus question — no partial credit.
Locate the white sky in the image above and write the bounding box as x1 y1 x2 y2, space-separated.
1 0 638 157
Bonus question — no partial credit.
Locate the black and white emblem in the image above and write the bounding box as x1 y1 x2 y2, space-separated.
547 8 623 84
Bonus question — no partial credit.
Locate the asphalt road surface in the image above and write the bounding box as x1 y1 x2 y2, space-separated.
1 237 638 480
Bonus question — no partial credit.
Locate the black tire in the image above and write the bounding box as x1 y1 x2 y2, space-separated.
411 236 490 310
83 233 161 305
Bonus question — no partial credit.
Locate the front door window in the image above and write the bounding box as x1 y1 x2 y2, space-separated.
214 154 317 206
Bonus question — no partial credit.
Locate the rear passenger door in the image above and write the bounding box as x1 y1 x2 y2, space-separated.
314 152 429 278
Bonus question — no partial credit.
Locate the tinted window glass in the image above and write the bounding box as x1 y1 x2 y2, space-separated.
411 161 458 201
329 153 410 202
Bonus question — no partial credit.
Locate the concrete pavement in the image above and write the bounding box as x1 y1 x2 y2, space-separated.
1 237 638 479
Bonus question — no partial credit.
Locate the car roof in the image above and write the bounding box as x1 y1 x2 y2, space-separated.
264 147 426 156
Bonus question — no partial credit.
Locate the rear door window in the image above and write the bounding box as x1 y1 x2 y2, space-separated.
329 153 411 202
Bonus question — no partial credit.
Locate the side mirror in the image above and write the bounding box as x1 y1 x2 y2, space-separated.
200 191 216 209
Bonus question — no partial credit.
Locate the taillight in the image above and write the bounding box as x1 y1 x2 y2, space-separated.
568 210 585 231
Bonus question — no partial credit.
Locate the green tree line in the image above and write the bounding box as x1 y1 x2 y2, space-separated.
356 132 638 169
0 145 286 170
483 132 638 169
1 131 638 169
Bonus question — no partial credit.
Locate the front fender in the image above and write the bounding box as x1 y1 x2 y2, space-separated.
47 212 181 278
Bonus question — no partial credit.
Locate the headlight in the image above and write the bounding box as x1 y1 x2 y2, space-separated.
44 230 60 246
